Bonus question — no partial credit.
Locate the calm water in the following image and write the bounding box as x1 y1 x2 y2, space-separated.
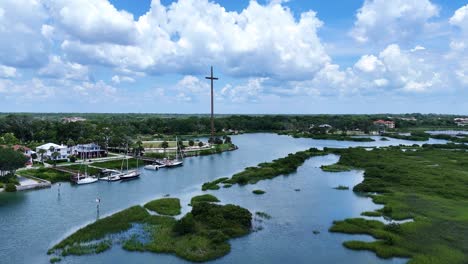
0 134 446 264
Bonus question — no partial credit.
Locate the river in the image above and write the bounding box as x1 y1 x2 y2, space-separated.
0 133 446 264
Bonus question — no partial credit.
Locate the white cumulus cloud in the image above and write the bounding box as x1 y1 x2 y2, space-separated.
351 0 439 44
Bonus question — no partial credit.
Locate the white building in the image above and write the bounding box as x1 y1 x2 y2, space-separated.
454 118 468 127
36 143 69 161
70 143 105 159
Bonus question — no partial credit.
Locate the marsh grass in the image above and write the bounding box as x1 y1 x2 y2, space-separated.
327 147 468 263
333 185 349 190
144 198 181 216
51 199 252 263
321 164 352 172
190 194 220 205
202 148 326 191
252 190 266 195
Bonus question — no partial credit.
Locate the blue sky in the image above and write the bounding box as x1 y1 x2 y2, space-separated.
0 0 467 114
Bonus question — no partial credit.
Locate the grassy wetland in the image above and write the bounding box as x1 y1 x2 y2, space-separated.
48 197 252 263
324 146 468 264
202 148 325 190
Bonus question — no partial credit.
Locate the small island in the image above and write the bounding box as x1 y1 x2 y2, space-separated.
252 189 266 195
48 197 252 263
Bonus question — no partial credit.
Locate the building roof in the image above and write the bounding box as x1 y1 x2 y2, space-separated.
12 145 31 151
373 120 394 124
36 143 66 150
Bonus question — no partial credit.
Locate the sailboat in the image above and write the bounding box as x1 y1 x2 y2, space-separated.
75 156 98 185
99 169 121 182
164 137 184 168
119 147 141 180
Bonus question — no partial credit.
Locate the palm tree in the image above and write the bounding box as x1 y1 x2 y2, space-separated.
161 141 169 154
38 149 46 163
135 140 144 156
51 152 59 167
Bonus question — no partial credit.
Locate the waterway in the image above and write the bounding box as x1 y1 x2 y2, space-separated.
0 133 446 264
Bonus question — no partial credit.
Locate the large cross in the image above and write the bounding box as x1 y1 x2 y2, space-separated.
205 66 218 139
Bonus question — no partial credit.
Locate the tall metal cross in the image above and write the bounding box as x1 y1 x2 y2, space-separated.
205 66 218 139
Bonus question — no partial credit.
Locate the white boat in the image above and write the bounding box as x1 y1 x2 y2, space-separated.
119 148 141 181
76 175 99 185
99 170 122 182
164 159 183 168
144 164 165 170
165 136 184 168
120 170 140 180
73 156 98 185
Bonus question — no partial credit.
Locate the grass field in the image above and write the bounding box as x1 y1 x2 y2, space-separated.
326 147 468 264
17 168 71 183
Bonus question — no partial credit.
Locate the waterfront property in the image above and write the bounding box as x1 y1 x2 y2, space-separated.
11 145 33 165
35 143 69 161
373 120 395 129
71 143 106 159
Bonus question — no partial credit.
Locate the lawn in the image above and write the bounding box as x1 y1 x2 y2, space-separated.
17 168 72 183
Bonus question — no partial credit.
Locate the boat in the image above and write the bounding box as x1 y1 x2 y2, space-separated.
120 170 140 180
119 148 141 181
144 163 165 170
165 136 184 168
99 169 121 182
73 158 98 185
76 175 99 185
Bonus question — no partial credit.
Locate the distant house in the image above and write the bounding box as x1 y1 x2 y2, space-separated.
12 145 33 165
71 143 106 159
61 117 86 123
36 143 69 161
454 118 468 127
373 120 395 129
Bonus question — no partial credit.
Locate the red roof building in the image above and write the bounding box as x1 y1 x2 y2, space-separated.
373 120 395 129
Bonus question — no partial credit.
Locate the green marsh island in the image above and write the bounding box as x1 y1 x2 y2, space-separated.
48 197 252 263
324 146 468 264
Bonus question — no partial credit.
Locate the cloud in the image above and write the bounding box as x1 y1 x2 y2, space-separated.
0 65 17 78
38 56 89 81
450 4 468 29
46 0 137 45
0 0 49 67
58 0 329 80
72 80 118 102
111 75 135 84
351 0 439 44
449 4 468 86
354 55 385 73
220 78 268 103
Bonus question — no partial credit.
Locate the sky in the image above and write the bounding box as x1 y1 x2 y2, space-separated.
0 0 467 114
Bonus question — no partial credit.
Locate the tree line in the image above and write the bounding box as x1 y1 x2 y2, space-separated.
0 114 462 148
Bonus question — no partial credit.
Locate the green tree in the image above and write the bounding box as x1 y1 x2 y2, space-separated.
51 151 60 167
161 141 169 153
0 147 28 176
0 133 19 145
188 140 195 147
198 141 204 147
38 149 47 163
66 138 76 147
